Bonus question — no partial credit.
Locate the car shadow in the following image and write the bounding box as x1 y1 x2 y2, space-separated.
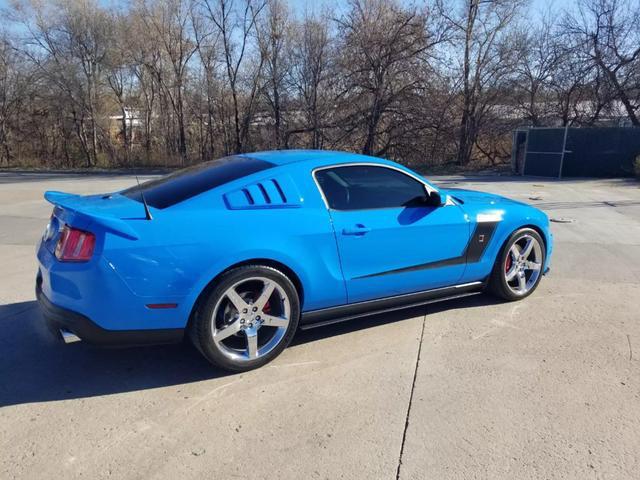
396 205 435 225
0 301 226 408
293 293 501 346
0 293 501 407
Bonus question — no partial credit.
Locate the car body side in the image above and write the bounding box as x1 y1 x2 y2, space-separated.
36 151 552 336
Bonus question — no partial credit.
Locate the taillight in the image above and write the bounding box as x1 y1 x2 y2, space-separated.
55 225 95 262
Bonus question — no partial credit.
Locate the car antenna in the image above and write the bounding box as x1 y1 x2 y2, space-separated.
135 175 153 221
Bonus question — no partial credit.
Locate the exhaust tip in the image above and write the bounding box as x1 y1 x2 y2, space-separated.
59 329 81 344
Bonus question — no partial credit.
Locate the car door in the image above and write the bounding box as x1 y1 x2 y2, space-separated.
315 164 471 303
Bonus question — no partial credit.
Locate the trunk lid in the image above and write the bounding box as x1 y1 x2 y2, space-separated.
43 191 144 254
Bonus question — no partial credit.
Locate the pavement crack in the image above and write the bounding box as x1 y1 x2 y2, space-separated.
395 315 426 480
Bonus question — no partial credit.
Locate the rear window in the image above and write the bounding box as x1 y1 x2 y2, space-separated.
122 156 274 209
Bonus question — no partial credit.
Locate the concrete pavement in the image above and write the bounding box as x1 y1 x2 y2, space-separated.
1 172 638 479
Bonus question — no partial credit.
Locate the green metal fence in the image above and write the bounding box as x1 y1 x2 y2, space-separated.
511 127 640 177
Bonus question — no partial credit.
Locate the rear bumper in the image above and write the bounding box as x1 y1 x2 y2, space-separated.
36 278 184 347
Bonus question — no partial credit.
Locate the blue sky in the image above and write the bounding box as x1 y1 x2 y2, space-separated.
0 0 577 24
285 0 576 20
0 0 576 14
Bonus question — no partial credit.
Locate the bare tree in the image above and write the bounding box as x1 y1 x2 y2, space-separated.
105 13 138 164
193 10 222 159
138 0 199 164
512 13 564 126
563 0 640 126
0 35 28 165
2 0 634 170
443 0 522 165
287 12 332 149
127 12 162 163
200 0 266 153
336 0 442 156
12 0 115 166
257 0 290 149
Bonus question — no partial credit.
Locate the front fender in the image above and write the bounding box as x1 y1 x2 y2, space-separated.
460 203 552 283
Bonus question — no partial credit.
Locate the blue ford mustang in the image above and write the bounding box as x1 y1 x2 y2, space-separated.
36 150 552 371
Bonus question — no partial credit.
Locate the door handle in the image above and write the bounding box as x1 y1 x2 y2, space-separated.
342 224 371 236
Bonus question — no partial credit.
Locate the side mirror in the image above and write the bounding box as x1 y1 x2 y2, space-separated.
424 188 444 207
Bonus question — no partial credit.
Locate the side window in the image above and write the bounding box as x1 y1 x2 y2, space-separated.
315 165 427 210
122 155 274 209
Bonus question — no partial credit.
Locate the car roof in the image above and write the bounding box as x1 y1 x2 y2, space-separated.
243 150 395 169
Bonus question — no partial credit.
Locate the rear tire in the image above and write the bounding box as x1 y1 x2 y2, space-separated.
191 265 300 372
488 228 545 301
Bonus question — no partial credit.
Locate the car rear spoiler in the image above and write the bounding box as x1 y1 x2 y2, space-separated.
44 191 139 240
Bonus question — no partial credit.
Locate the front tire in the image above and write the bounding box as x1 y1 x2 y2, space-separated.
191 265 300 372
488 228 545 301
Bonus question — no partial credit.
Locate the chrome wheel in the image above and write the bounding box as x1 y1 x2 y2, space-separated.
504 234 543 295
211 276 291 362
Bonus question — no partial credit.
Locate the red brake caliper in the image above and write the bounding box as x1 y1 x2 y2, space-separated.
505 253 513 273
263 301 271 314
